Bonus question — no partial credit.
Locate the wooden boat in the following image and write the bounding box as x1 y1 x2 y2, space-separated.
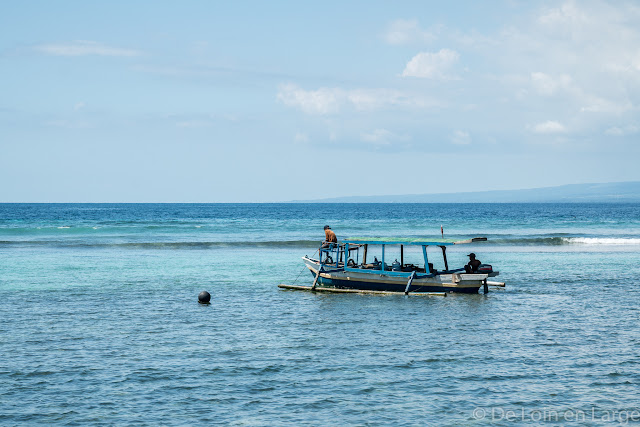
286 237 501 294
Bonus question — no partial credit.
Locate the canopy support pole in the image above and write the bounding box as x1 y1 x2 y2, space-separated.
441 246 449 271
422 246 429 271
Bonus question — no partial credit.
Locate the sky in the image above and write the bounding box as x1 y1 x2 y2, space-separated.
1 0 639 202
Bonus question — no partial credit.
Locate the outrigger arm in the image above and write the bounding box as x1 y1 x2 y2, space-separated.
404 271 417 295
311 263 323 291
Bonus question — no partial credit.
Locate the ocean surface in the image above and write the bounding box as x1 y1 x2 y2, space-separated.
1 203 640 425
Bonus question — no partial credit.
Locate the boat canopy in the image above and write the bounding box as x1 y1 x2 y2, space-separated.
343 237 487 246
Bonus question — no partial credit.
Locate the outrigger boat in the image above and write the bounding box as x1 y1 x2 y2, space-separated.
280 237 502 295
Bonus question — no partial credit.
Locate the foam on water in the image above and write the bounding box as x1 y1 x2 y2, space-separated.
564 237 640 245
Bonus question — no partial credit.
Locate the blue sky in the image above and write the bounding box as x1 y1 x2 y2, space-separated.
1 1 639 202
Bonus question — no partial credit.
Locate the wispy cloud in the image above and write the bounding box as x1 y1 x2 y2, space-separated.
531 121 567 134
281 1 640 153
360 129 394 146
528 72 633 115
530 72 572 96
276 84 343 115
401 49 459 79
175 120 211 128
277 83 433 115
537 1 591 32
605 125 639 136
383 19 436 45
294 132 309 143
579 96 633 114
525 2 640 115
34 41 140 57
450 130 471 145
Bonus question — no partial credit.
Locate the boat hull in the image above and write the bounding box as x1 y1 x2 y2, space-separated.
303 256 488 294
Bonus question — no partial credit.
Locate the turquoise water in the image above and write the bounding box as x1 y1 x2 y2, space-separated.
2 203 640 425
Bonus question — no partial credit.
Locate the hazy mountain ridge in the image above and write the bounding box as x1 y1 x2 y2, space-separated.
292 182 640 203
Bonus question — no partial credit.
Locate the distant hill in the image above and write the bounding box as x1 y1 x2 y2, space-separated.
291 181 640 203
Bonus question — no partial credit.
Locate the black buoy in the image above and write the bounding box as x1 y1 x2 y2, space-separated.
198 291 211 304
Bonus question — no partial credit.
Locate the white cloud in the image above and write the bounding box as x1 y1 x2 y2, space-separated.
359 129 412 148
34 41 140 57
531 72 572 96
277 84 433 115
360 129 394 145
605 125 639 136
281 2 640 150
276 84 343 115
538 1 590 29
294 132 309 143
579 96 633 114
176 120 211 128
472 1 640 143
450 130 471 145
532 121 567 134
347 88 431 111
383 19 436 45
528 71 633 115
74 102 86 111
401 49 459 79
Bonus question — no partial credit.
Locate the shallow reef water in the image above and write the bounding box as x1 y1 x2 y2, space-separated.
1 203 640 425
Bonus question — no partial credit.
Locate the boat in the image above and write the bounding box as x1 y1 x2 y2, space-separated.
280 237 502 295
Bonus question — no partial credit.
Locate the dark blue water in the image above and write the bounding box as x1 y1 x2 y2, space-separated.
2 204 640 425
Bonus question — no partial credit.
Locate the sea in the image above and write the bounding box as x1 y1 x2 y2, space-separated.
1 203 640 425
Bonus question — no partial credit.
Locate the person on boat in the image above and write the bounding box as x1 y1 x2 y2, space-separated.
320 225 338 263
465 253 481 273
323 225 337 245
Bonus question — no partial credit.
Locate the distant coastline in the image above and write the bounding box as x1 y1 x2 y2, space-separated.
290 181 640 203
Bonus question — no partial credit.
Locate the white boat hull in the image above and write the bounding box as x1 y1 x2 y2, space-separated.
302 256 490 294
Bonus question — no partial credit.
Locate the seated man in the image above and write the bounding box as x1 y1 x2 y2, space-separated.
464 253 481 273
320 225 338 263
323 225 337 245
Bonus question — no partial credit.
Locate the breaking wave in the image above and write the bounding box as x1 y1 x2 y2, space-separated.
562 237 640 245
491 236 640 246
0 240 322 249
1 237 640 249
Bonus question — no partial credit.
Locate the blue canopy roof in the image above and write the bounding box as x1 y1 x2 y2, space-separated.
343 237 487 246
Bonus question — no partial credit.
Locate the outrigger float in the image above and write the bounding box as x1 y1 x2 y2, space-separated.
279 237 504 295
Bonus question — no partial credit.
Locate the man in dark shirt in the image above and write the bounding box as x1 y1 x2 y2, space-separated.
465 253 481 273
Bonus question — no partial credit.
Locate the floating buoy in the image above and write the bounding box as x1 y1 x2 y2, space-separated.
198 291 211 304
